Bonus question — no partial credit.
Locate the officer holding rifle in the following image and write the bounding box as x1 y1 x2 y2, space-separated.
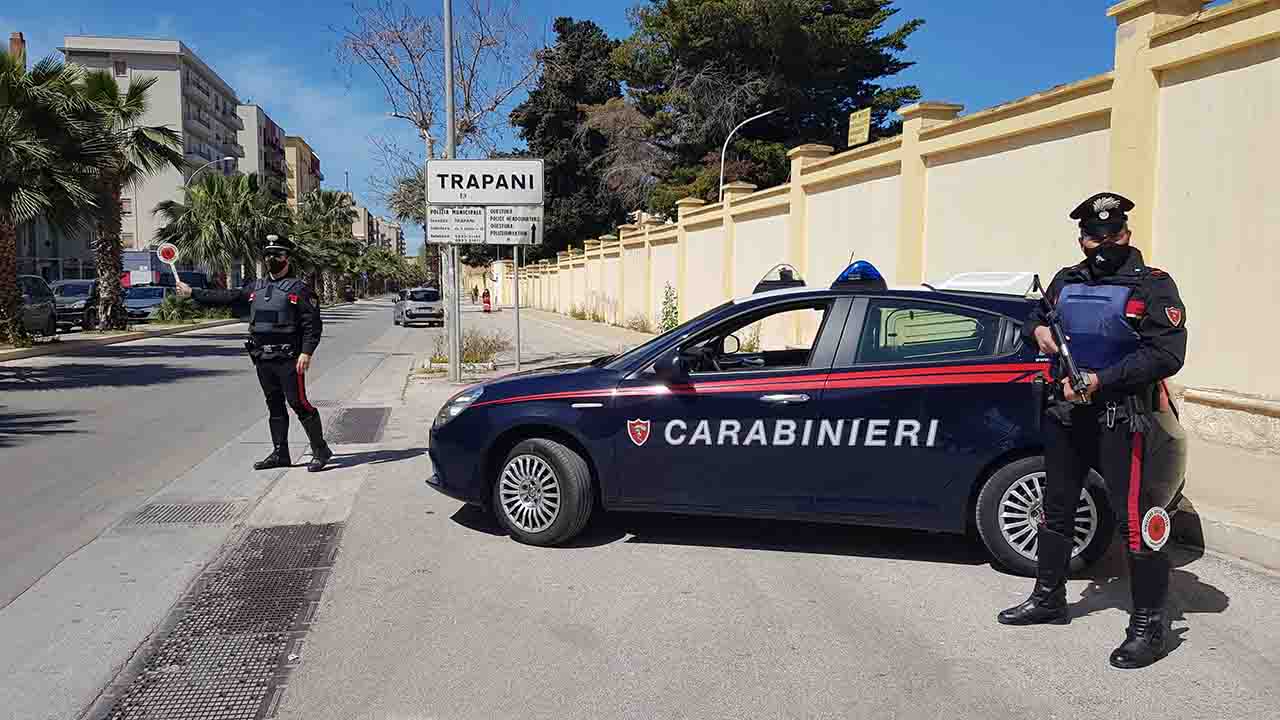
997 193 1188 669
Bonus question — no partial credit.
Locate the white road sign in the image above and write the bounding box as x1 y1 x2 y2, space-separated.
427 205 486 244
484 205 543 245
426 159 544 206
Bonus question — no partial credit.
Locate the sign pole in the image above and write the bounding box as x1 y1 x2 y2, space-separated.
443 0 460 382
514 243 521 372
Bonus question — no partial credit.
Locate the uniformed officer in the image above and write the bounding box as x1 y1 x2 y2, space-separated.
176 234 333 472
997 192 1188 669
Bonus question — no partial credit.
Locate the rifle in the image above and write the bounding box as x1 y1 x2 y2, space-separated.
1032 274 1090 405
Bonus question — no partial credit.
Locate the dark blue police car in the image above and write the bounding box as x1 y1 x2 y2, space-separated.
428 262 1186 576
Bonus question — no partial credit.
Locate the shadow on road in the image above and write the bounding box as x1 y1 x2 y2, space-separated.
321 447 426 470
0 406 82 448
0 362 234 392
1064 540 1229 660
449 505 989 566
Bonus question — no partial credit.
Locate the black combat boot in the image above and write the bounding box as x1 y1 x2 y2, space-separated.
1109 551 1171 669
998 528 1072 626
299 412 333 473
254 417 292 470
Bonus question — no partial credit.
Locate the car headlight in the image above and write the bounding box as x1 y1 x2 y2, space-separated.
434 386 484 428
70 300 86 309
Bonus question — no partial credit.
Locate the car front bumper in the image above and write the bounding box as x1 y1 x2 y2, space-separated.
426 425 487 505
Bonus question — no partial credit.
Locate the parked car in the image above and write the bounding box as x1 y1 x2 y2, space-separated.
343 286 357 302
394 287 444 327
17 275 58 337
123 285 173 322
50 279 99 330
425 261 1188 577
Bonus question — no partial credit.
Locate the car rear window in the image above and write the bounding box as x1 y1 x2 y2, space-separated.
55 283 92 297
855 299 1001 364
409 290 440 302
127 287 166 300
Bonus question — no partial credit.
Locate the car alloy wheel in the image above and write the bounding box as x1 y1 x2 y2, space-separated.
998 471 1098 562
498 454 562 533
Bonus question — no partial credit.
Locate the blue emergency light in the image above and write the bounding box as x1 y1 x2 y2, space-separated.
832 260 887 291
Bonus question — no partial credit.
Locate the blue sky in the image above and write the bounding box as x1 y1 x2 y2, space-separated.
2 1 1182 255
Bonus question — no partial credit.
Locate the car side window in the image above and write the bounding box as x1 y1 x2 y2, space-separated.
685 300 834 375
856 299 1001 364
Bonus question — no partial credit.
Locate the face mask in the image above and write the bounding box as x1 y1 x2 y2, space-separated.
266 257 287 275
1083 241 1130 275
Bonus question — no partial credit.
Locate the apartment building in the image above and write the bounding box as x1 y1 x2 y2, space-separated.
285 136 323 208
60 36 245 251
382 220 406 256
351 205 383 247
237 105 288 201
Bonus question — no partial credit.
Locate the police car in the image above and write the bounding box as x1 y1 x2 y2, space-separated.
427 261 1185 576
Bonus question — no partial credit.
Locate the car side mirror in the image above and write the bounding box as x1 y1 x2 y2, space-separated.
653 349 690 385
722 334 741 355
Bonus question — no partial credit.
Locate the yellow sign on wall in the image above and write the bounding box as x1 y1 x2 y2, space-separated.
847 108 871 147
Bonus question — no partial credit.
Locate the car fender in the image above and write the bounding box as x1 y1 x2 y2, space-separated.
476 401 617 503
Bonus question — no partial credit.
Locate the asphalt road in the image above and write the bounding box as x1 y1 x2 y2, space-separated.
0 299 396 608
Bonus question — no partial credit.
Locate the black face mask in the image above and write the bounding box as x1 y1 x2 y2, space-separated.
1083 241 1131 276
266 257 287 275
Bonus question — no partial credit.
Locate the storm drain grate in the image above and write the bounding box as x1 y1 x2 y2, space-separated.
89 523 343 720
216 541 339 573
128 501 241 525
328 406 390 444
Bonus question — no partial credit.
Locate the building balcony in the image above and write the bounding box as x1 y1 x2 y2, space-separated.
226 141 246 158
182 82 211 107
183 117 213 141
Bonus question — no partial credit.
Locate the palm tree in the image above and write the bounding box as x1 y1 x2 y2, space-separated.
0 50 108 345
293 189 359 301
79 70 186 330
154 172 291 284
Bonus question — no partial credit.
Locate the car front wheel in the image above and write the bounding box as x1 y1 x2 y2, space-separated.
493 438 593 546
976 456 1114 577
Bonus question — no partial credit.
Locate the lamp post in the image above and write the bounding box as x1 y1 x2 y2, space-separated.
719 108 781 203
186 156 234 188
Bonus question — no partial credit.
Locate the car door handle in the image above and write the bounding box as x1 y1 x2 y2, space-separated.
742 357 765 366
760 393 810 405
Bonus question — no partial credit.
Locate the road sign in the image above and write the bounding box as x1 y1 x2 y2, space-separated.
847 107 871 147
426 159 544 206
427 206 486 244
484 205 543 245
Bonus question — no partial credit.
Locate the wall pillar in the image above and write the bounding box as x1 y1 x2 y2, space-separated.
721 181 757 300
674 197 706 322
895 102 963 284
785 144 834 284
1107 0 1207 259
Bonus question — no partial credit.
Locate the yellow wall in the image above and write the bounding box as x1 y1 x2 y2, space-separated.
924 115 1112 284
524 0 1280 412
1155 37 1280 396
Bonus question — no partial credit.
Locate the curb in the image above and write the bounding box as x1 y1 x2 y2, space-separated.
421 359 497 373
1173 501 1280 573
0 319 244 363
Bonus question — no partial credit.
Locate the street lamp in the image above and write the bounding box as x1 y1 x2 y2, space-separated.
186 156 234 187
719 108 781 203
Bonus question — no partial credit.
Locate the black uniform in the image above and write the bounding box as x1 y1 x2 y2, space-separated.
998 193 1188 670
192 245 332 472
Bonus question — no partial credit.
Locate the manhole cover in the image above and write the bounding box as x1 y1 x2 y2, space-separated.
192 569 328 600
128 502 241 525
217 542 339 573
329 407 390 444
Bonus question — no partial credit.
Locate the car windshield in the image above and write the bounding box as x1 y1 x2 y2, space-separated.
55 284 92 297
602 301 734 371
409 290 440 302
126 287 166 300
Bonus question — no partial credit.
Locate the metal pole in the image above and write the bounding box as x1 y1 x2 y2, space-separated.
514 243 521 372
443 0 460 382
718 108 780 203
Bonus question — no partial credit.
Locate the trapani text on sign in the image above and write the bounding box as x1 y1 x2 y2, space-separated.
426 159 544 206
